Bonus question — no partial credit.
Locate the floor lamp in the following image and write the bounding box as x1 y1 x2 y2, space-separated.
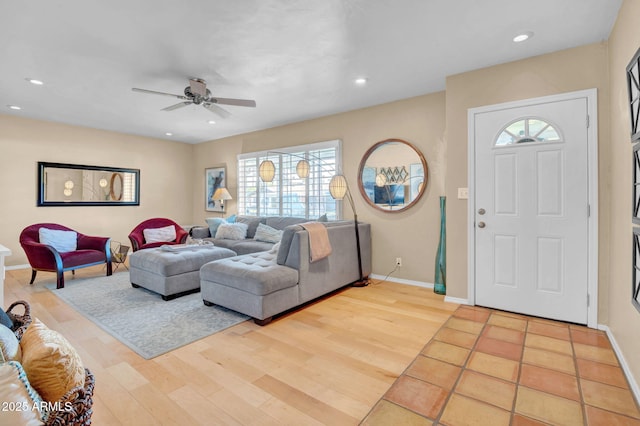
329 174 369 287
258 153 369 287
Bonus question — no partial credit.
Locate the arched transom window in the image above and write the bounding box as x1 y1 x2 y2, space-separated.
495 117 562 146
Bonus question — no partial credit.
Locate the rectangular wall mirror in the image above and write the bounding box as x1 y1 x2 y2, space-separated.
38 162 140 206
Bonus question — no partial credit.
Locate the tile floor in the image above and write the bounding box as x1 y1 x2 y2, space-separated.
361 305 640 425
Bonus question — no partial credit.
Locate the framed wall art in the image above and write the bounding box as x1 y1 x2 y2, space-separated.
205 166 226 212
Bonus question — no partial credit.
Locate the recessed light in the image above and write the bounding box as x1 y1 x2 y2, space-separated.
8 105 21 110
165 132 173 136
208 120 216 125
26 78 44 85
355 77 368 85
513 31 533 43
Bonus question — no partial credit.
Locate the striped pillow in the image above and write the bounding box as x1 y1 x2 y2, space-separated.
253 223 283 243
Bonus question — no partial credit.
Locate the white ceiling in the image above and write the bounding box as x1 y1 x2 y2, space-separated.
0 0 622 144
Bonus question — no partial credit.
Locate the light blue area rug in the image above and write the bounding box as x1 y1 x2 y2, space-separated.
46 272 248 359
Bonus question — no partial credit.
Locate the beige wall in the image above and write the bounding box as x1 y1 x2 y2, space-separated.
606 0 640 388
444 43 611 321
193 92 447 284
0 115 194 266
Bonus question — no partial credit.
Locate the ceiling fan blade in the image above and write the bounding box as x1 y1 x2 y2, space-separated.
212 97 257 107
203 102 231 118
162 101 192 111
189 78 207 97
132 88 188 100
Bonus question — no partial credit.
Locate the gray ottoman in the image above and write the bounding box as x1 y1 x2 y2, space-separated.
200 251 299 325
129 245 237 300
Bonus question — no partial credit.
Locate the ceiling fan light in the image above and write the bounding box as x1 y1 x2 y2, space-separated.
259 160 276 182
375 173 387 187
64 180 74 190
296 159 310 178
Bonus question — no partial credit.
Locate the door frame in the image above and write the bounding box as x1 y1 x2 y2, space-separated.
467 89 599 328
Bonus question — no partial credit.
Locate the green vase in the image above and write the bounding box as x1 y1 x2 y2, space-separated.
434 196 446 295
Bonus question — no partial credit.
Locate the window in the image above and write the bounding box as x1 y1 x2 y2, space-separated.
495 118 561 146
237 140 341 219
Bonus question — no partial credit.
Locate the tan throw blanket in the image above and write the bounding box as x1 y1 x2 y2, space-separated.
301 222 332 263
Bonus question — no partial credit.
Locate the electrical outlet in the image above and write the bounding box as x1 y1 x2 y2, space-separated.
395 257 402 267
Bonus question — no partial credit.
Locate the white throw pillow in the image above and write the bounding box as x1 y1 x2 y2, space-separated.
269 241 281 254
38 228 77 253
215 223 248 240
143 225 176 244
254 223 283 243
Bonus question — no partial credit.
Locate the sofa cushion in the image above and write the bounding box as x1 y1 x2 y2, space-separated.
0 361 46 425
265 216 308 230
236 216 264 239
20 318 85 403
200 251 298 296
253 223 283 243
39 228 77 253
143 225 176 244
205 217 227 237
215 223 248 240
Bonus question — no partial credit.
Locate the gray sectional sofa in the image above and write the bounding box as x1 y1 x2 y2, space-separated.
190 215 311 255
199 220 372 325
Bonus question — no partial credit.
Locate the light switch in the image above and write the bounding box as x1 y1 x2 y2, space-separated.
458 187 469 199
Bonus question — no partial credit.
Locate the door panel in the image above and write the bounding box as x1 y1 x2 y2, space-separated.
474 98 588 324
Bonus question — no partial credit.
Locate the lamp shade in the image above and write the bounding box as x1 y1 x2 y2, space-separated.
296 159 310 178
212 187 232 201
259 160 275 182
329 174 348 200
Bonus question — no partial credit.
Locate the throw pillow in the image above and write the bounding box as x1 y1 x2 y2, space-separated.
20 318 85 403
0 308 13 329
0 324 21 363
318 214 328 222
215 223 248 240
143 225 176 244
269 241 281 254
205 217 227 237
0 362 46 425
38 228 77 253
226 214 237 223
254 223 283 243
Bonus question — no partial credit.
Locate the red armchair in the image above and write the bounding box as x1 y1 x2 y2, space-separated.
128 218 188 252
19 223 112 289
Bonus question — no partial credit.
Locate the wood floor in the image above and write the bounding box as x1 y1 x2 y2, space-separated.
4 266 458 425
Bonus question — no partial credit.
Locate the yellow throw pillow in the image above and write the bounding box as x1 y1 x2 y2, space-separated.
19 318 85 403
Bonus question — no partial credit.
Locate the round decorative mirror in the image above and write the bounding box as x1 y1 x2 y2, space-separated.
358 138 428 212
109 173 124 201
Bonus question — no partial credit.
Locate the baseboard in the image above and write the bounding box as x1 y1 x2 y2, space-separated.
369 274 432 289
444 296 470 305
599 324 640 406
6 264 30 271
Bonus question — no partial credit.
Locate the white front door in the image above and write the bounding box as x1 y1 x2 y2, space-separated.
472 94 592 324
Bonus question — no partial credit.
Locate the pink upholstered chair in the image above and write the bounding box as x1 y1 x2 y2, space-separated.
19 223 112 289
128 218 188 252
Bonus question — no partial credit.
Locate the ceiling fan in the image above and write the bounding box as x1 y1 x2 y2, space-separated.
132 78 256 118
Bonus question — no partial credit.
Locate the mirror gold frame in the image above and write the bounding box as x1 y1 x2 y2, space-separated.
357 138 428 212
